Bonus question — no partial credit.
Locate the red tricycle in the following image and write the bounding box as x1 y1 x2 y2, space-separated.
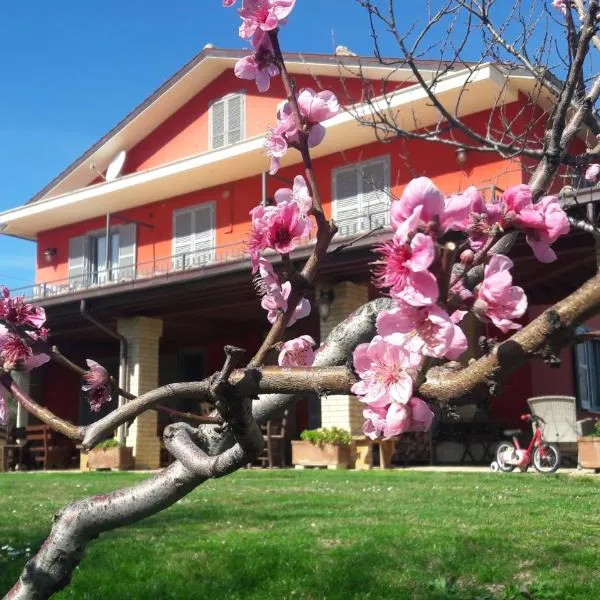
491 414 561 474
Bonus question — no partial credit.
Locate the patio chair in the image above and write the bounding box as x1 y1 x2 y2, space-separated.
256 410 288 468
527 396 586 463
0 424 21 472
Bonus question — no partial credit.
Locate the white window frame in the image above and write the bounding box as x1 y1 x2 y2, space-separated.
332 155 391 229
209 92 246 150
171 201 216 269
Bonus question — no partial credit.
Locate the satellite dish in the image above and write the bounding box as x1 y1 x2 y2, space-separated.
106 150 127 181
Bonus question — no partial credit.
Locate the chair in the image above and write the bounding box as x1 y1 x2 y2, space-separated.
527 396 587 464
256 410 288 468
0 424 21 472
24 425 69 470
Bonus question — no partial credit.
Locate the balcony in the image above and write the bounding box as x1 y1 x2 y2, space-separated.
11 209 392 303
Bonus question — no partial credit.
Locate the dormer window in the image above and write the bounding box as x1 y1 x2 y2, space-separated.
210 93 244 149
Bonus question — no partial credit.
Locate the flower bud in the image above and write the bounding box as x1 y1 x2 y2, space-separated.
460 249 475 265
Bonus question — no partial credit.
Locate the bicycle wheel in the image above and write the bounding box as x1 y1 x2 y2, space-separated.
496 442 516 472
533 443 561 474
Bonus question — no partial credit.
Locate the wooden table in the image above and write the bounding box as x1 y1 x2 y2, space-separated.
353 436 396 470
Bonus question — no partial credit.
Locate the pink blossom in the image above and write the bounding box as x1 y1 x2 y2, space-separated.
585 163 600 184
0 325 49 371
351 335 422 407
82 359 111 413
376 301 466 360
517 195 570 263
274 175 313 216
0 288 46 329
0 388 6 425
264 130 288 174
297 88 339 123
234 30 279 92
223 0 237 5
372 229 439 306
362 397 434 439
239 0 296 39
390 177 472 235
265 201 308 254
247 204 275 271
473 255 527 333
551 0 568 16
278 335 316 366
261 280 310 326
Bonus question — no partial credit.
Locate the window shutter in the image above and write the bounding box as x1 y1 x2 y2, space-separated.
575 342 592 410
117 223 136 281
68 236 86 289
174 211 193 269
360 159 389 229
333 168 360 237
211 100 226 149
227 95 243 145
192 204 215 266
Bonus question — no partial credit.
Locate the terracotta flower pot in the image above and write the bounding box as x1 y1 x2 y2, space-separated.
291 440 351 469
578 437 600 469
87 447 134 471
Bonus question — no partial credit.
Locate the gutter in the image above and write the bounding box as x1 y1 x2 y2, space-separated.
80 299 129 444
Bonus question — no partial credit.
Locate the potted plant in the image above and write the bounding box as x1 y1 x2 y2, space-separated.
292 427 352 469
86 438 134 471
578 419 600 469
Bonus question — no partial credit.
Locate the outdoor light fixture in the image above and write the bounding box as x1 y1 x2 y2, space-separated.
43 248 57 263
316 289 335 321
455 146 468 166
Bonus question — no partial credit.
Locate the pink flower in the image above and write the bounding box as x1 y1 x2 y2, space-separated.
390 177 472 235
0 288 46 329
552 0 568 16
376 301 466 360
258 264 310 327
274 175 313 216
362 397 434 439
239 0 296 39
372 229 439 306
265 201 308 254
351 336 422 407
247 204 274 271
82 359 111 413
278 335 316 366
0 325 49 371
517 195 570 263
234 30 279 92
473 255 527 333
223 0 237 6
585 163 600 184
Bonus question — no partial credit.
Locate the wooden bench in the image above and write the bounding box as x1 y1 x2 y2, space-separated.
24 425 70 470
353 437 396 470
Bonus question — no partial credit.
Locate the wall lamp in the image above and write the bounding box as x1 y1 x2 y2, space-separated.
316 289 335 321
455 146 468 166
43 247 57 263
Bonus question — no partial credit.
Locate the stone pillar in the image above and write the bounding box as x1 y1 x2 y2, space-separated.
117 317 163 470
318 281 369 435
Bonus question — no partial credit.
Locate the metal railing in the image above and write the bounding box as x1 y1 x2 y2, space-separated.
12 209 392 301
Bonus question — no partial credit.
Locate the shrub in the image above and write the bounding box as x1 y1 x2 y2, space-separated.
300 427 352 446
94 438 122 450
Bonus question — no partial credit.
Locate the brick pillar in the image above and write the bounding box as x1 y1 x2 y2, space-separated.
117 317 163 469
318 281 369 435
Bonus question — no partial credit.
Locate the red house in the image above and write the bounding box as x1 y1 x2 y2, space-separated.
1 47 597 468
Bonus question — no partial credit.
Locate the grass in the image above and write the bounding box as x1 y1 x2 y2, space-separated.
1 470 600 599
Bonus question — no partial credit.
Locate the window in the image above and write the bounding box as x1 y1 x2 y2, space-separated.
172 202 215 270
68 223 136 289
574 327 600 411
210 93 244 149
332 156 390 237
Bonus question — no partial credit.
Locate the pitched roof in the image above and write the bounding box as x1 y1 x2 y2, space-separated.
26 46 472 204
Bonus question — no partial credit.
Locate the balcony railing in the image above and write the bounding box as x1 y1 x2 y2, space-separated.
11 209 391 301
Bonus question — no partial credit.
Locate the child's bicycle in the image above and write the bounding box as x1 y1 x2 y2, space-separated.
490 414 561 474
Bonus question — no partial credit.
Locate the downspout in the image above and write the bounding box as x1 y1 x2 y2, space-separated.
261 171 267 206
80 299 128 445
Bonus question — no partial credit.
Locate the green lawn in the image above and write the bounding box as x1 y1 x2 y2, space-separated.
1 470 600 599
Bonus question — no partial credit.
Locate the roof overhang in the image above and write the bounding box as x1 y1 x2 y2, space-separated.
0 64 528 239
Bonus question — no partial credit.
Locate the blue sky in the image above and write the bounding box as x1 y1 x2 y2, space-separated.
0 1 557 290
